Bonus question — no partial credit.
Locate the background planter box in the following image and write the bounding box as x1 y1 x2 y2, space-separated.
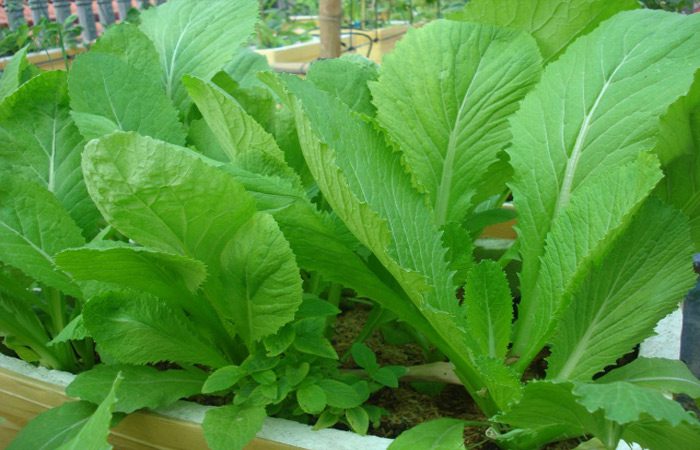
0 24 409 75
256 24 409 66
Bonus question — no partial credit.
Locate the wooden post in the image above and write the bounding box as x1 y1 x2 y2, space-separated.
5 0 26 30
76 0 98 42
319 0 342 58
116 0 133 20
54 0 73 24
97 0 116 25
28 0 49 25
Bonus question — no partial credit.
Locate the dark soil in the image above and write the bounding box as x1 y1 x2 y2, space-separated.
332 305 589 449
332 305 498 448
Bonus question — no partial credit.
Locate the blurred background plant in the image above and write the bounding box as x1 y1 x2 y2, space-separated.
0 15 81 58
641 0 694 11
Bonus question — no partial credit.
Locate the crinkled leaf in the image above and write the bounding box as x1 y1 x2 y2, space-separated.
508 11 700 369
139 0 258 112
0 174 83 297
91 23 162 80
0 71 98 235
307 57 379 116
68 52 185 144
56 242 208 302
598 357 700 399
573 382 697 426
82 132 256 275
183 75 298 184
202 404 266 450
455 0 639 63
222 164 415 341
464 261 512 360
218 212 303 348
83 293 229 368
67 364 206 414
371 20 541 225
389 418 467 450
494 382 604 449
548 200 695 381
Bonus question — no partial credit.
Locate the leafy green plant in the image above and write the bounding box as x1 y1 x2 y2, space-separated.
269 1 700 448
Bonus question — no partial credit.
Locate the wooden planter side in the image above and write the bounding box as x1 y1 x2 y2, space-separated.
0 47 86 71
0 366 298 450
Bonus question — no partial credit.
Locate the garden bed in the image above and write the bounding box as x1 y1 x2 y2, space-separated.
0 304 684 449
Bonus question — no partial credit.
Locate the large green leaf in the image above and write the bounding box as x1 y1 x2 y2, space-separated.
57 374 122 450
653 74 700 249
547 200 695 381
67 364 206 414
216 212 303 348
454 0 639 63
7 402 97 450
573 382 697 427
307 56 379 117
279 75 498 414
83 293 229 368
463 261 512 360
91 23 162 81
0 46 39 102
68 52 185 145
223 164 417 331
371 20 541 225
56 242 207 302
183 75 298 184
494 382 610 449
508 10 700 369
139 0 258 112
598 358 700 399
82 132 256 274
0 71 98 235
70 22 185 145
224 47 272 90
622 419 700 450
389 418 467 450
202 404 266 450
0 174 83 296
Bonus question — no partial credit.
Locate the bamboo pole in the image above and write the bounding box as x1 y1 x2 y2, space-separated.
319 0 342 58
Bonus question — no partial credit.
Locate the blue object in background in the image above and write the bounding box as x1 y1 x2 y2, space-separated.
681 255 700 377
